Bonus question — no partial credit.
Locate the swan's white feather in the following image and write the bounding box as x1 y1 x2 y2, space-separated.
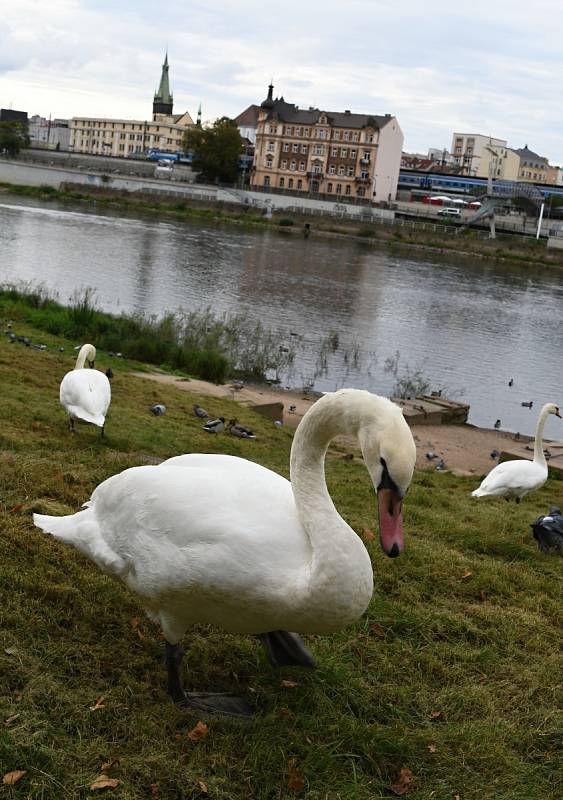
60 368 111 427
471 459 547 499
33 389 416 644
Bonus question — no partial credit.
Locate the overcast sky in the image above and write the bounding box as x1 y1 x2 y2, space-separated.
2 0 562 162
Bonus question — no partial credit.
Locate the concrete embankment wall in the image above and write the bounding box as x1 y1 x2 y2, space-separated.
0 159 395 221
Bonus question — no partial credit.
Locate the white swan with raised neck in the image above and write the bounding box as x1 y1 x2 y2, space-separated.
472 402 561 501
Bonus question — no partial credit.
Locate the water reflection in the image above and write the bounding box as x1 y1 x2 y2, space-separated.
1 197 562 438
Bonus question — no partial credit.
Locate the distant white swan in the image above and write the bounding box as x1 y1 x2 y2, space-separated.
34 389 416 716
472 402 561 502
59 344 111 435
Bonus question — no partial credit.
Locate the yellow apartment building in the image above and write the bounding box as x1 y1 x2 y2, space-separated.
69 54 194 157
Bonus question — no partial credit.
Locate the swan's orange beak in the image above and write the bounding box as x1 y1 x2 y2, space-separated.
377 488 404 558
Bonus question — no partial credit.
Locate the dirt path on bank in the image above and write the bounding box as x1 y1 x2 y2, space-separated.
130 372 546 476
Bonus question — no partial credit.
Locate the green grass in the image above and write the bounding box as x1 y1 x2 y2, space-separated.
0 322 561 799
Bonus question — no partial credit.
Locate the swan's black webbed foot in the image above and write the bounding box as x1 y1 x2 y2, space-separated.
165 641 253 717
182 692 253 717
258 630 316 669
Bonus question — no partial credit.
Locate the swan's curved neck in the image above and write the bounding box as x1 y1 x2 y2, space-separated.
75 344 96 370
533 406 551 465
289 393 373 600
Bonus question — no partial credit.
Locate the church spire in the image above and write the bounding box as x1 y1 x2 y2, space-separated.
197 103 202 126
153 52 174 118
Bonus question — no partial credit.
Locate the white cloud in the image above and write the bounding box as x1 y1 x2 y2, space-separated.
1 0 562 162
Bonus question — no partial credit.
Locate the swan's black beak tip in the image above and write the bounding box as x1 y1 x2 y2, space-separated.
387 543 400 558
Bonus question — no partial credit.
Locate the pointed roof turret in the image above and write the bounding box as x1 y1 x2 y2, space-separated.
261 82 275 110
197 103 202 126
153 52 174 118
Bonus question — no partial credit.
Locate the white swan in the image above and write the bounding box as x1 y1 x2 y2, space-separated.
59 344 111 435
34 389 416 715
472 402 561 502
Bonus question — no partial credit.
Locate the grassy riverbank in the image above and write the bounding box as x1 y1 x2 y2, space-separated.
3 181 563 268
0 320 560 799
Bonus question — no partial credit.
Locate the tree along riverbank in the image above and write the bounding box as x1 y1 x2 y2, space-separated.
3 181 563 269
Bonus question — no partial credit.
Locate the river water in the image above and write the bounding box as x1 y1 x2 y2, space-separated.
1 197 562 438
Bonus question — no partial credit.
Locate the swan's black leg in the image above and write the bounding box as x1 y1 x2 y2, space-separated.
258 631 316 668
165 642 186 703
164 641 253 717
69 418 75 434
101 424 105 438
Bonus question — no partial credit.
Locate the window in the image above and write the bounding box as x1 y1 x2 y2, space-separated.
338 165 345 176
283 143 289 152
280 177 285 187
284 126 291 135
361 170 369 179
334 130 340 140
267 141 275 152
329 164 336 175
312 163 322 173
347 166 354 176
290 160 296 170
304 128 309 136
281 159 287 169
314 145 323 155
350 149 357 158
332 147 338 156
352 132 359 141
366 134 373 143
296 127 302 136
266 158 273 168
268 125 277 134
327 182 333 193
297 179 302 189
345 185 351 195
288 178 293 188
341 148 348 158
343 131 349 140
318 129 326 139
299 161 305 171
301 144 308 154
292 143 299 152
264 175 270 187
336 183 342 194
357 186 365 197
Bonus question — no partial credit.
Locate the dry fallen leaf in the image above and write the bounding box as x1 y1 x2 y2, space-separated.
4 647 18 656
89 696 106 711
4 714 20 726
427 744 437 753
198 779 209 793
280 679 299 689
150 783 158 797
277 707 295 719
187 721 209 742
101 759 120 773
90 775 121 791
479 590 487 602
362 527 376 541
130 618 145 640
9 504 24 514
370 622 386 637
287 758 305 792
454 795 461 800
387 767 415 796
3 771 26 786
461 570 473 580
429 710 443 720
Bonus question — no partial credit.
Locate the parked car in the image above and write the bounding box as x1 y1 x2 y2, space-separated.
437 207 462 217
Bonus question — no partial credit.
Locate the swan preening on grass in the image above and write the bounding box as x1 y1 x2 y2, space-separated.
59 344 111 435
472 402 561 502
34 389 416 716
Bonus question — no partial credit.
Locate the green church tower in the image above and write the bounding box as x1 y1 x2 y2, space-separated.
153 53 173 117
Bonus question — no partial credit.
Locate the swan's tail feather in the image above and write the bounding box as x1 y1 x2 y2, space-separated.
67 407 105 427
33 511 128 576
471 488 484 497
